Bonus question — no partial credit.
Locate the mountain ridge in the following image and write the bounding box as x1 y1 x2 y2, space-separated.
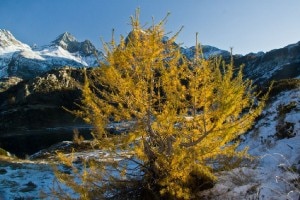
0 29 240 79
51 32 97 56
1 28 300 83
0 29 31 50
0 29 102 79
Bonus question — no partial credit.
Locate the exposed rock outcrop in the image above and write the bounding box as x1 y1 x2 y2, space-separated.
52 32 97 56
0 67 91 157
0 67 86 130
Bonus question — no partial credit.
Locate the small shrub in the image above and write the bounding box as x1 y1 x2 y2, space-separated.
229 168 256 186
0 147 9 156
275 121 295 139
268 79 300 98
275 101 297 139
277 101 297 117
291 177 300 191
277 160 300 199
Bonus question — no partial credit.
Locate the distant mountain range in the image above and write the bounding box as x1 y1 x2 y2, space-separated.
0 29 103 79
1 29 300 84
0 29 232 80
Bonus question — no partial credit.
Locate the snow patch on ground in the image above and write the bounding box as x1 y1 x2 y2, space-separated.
200 89 300 199
0 160 65 199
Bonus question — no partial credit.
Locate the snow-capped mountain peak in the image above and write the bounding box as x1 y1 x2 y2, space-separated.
51 32 77 49
0 29 30 51
50 32 97 57
0 30 101 79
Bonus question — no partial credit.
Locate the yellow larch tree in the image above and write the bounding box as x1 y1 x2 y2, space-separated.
54 11 267 199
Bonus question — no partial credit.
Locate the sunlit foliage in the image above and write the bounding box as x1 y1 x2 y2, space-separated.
54 11 267 199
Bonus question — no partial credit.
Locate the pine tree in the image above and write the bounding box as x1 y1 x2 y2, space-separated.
54 11 268 199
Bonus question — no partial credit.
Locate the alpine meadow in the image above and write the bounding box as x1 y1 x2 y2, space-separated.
53 11 268 199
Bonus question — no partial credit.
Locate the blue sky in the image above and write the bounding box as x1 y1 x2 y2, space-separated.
1 0 300 55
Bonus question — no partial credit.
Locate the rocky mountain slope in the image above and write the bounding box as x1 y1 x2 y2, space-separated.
199 88 300 199
0 67 85 129
0 67 91 157
183 41 300 86
235 42 300 86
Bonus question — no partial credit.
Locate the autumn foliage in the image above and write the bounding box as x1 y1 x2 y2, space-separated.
55 11 267 199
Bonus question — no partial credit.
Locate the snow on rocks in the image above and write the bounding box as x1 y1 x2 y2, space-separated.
200 88 300 200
